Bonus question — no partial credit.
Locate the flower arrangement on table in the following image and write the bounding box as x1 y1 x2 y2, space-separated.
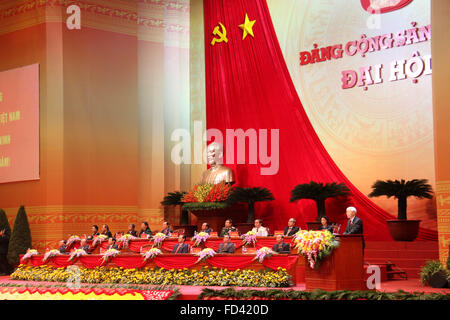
242 231 257 247
68 248 87 262
254 247 275 263
117 234 137 247
141 248 162 262
21 249 39 262
195 248 216 263
101 248 121 264
192 232 210 247
92 234 109 247
43 249 61 262
181 182 233 211
66 235 80 246
151 233 167 248
293 230 339 269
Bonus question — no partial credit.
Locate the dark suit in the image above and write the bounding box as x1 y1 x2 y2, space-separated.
283 226 300 237
102 231 113 238
87 232 100 240
318 225 334 233
80 245 91 254
272 242 290 253
139 228 152 238
59 245 68 254
343 216 365 252
161 228 173 237
127 230 138 237
0 234 10 274
218 242 235 254
106 244 119 250
172 243 189 254
220 227 237 237
201 228 212 234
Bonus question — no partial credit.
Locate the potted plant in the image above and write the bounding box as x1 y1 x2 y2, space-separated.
227 187 275 223
290 181 350 230
368 179 433 241
161 191 188 225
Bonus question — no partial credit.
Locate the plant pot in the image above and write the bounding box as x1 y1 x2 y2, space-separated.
429 271 448 288
306 222 322 231
386 220 421 241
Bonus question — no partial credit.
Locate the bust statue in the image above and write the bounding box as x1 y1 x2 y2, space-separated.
200 142 235 184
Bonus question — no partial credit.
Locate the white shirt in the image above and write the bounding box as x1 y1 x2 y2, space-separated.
251 226 268 237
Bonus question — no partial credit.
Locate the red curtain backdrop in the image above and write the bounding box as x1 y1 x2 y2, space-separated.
25 254 298 271
203 0 437 241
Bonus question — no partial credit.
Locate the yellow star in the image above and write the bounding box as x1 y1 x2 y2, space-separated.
239 13 256 40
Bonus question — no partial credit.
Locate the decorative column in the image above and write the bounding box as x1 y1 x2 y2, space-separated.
432 0 450 266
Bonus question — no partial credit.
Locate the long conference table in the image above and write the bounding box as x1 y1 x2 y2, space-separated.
23 235 366 290
67 236 298 254
22 253 303 286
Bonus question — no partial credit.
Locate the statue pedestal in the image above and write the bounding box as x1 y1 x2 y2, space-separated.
189 203 247 235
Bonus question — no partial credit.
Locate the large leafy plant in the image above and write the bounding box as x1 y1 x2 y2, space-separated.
290 181 350 221
368 179 433 220
227 187 274 223
161 191 188 224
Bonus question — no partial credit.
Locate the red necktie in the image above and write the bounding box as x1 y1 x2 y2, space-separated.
175 244 181 253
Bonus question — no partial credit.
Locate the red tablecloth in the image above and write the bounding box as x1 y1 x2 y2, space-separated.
66 237 295 253
25 254 299 271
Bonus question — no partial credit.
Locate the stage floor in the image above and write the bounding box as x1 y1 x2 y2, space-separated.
1 276 449 299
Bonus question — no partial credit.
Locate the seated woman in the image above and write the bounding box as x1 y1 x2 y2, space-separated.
139 221 152 238
87 225 100 240
318 216 334 233
126 224 138 237
101 224 113 238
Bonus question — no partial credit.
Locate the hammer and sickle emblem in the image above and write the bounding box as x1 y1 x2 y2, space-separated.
211 22 228 46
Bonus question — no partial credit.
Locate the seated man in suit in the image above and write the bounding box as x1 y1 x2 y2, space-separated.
87 225 100 240
161 221 173 237
126 224 138 237
172 234 189 254
220 219 238 237
284 218 300 236
101 224 113 238
251 219 268 237
58 240 68 254
343 206 365 252
217 234 235 253
200 222 212 234
79 239 91 254
106 237 119 250
272 235 290 253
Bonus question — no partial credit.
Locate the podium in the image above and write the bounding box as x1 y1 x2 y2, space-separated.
305 234 366 291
